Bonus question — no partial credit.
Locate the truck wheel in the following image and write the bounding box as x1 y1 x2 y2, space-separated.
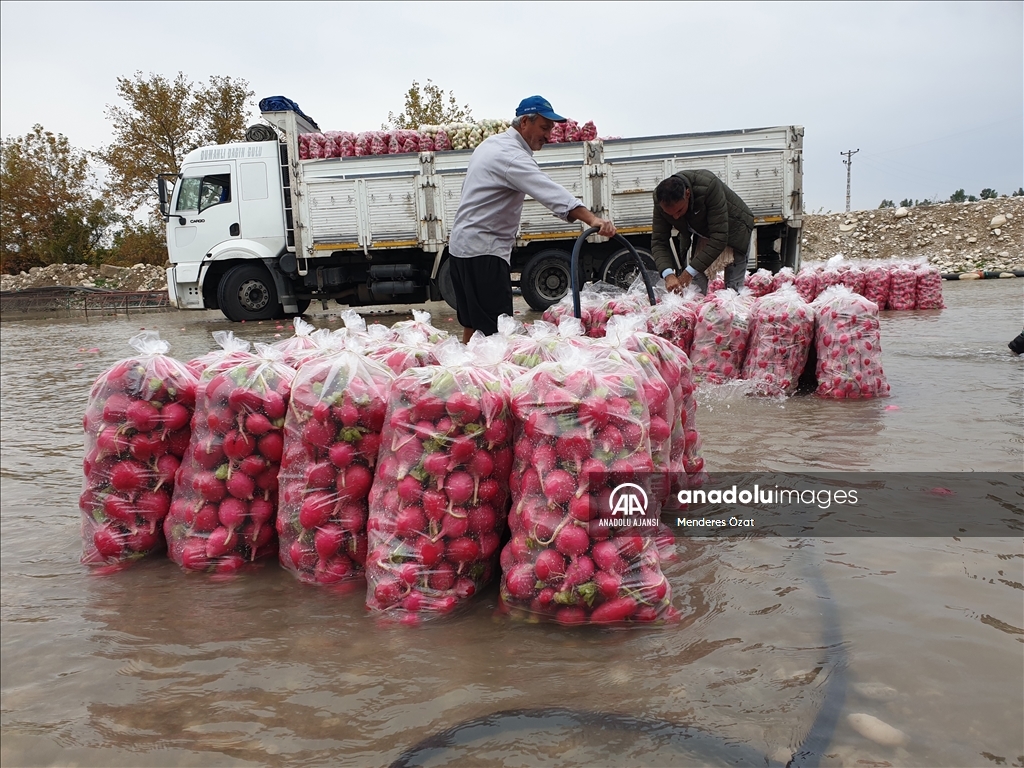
520 249 574 311
600 247 656 290
217 263 280 322
435 257 458 310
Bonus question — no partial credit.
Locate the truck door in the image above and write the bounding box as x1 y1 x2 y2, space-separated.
168 163 239 267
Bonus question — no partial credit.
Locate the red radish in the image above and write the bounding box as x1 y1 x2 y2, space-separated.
595 570 621 599
555 524 589 557
590 596 638 624
534 549 566 582
505 562 538 599
206 526 233 558
562 555 595 589
110 460 148 493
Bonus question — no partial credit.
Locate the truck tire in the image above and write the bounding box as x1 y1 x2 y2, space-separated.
435 257 458 310
600 247 656 290
520 249 574 311
217 263 280 322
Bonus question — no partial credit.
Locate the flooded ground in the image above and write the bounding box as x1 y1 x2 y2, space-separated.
2 279 1022 767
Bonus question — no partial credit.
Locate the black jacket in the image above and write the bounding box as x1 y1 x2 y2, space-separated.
651 169 754 275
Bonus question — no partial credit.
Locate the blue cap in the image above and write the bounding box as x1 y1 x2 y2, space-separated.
515 95 567 122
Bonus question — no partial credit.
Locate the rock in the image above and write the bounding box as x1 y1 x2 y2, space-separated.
992 228 1002 236
966 237 977 244
852 682 899 702
1006 212 1014 220
847 713 907 747
990 214 1007 228
894 207 910 219
99 264 128 278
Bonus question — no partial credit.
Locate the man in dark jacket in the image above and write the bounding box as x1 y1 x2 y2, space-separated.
651 169 754 294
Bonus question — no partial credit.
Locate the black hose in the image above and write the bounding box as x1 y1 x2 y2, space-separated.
570 227 657 319
389 555 847 768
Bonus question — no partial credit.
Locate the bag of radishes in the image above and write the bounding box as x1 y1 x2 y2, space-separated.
499 345 674 626
914 264 945 310
745 268 775 298
772 266 796 293
364 339 515 623
272 317 322 367
838 266 866 296
80 332 198 567
862 264 891 310
741 285 815 397
164 346 295 573
646 287 700 356
812 286 890 399
277 350 393 585
368 328 438 375
887 264 918 311
185 331 252 379
689 289 752 384
794 265 821 304
389 309 451 344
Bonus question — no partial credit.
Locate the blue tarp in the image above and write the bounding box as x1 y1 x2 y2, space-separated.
258 96 320 130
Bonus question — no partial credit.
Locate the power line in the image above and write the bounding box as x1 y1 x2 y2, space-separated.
841 148 859 213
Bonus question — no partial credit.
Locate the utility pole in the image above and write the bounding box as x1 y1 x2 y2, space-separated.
841 148 860 212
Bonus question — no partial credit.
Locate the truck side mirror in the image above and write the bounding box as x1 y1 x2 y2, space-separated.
158 177 168 218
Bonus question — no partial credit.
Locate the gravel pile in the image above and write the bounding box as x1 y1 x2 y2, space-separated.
800 197 1023 272
0 263 168 293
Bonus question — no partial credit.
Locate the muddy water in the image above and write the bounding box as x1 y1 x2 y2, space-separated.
1 280 1021 767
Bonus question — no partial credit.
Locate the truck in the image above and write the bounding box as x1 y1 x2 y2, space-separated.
159 104 804 322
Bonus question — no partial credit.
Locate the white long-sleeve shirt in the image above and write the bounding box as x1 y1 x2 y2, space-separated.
448 128 583 262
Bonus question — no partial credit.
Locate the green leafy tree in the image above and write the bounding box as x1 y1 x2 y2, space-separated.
878 199 895 208
97 71 254 215
899 198 913 208
949 189 967 203
1013 187 1024 197
980 188 998 199
385 79 473 129
0 125 113 274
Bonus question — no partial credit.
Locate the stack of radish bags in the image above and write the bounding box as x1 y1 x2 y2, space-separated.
79 312 694 627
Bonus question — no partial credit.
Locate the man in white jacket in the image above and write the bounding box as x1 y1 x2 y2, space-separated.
447 95 615 341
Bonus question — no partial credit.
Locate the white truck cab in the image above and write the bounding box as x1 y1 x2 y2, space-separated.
162 142 301 320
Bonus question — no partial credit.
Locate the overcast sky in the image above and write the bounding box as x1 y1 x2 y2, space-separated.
1 1 1021 212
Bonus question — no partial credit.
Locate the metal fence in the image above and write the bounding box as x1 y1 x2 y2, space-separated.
0 287 172 317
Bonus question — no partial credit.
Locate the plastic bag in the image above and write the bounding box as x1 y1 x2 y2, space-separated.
745 268 775 298
499 345 673 625
272 317 321 367
367 328 437 375
689 289 752 383
186 331 252 379
887 264 917 310
646 287 700 356
364 339 514 623
914 264 945 310
813 286 890 399
277 350 393 585
772 266 796 293
165 345 295 572
741 285 815 396
389 309 450 344
80 332 198 567
862 264 891 310
794 265 821 304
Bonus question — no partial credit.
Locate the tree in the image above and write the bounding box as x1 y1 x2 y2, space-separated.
1014 188 1024 197
105 220 167 267
949 189 967 203
97 72 254 215
1 125 113 274
385 79 473 129
878 199 895 208
980 188 998 199
899 198 913 208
